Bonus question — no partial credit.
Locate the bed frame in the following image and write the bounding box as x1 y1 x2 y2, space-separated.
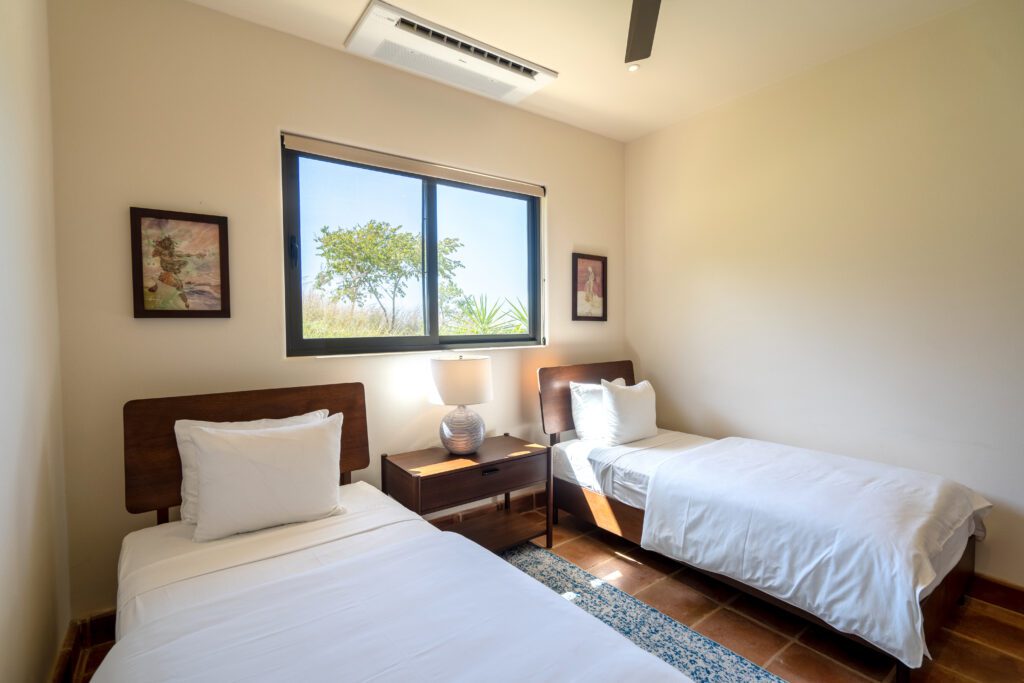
538 360 973 678
123 382 369 524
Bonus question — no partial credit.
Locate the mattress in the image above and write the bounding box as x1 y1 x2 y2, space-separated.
552 429 716 509
100 481 687 682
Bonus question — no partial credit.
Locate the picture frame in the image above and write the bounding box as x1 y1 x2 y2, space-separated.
572 252 607 321
130 207 230 318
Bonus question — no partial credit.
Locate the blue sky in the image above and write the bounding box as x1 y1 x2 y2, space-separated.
298 156 528 313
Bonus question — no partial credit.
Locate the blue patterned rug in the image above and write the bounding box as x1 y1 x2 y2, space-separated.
501 544 783 683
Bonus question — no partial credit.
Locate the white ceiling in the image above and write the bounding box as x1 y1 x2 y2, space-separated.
186 0 975 141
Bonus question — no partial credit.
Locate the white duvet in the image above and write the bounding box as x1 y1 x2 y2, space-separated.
640 437 991 668
98 482 686 682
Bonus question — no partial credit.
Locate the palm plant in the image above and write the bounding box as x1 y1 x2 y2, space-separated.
459 295 513 335
503 297 529 334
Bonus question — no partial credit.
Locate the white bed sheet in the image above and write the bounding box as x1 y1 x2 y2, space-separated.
116 481 431 639
641 436 992 668
552 429 716 509
101 482 687 682
923 513 976 596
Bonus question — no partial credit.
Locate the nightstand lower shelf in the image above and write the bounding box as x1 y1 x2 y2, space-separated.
447 511 546 553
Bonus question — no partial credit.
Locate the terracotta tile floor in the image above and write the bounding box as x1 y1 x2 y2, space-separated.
520 510 1024 683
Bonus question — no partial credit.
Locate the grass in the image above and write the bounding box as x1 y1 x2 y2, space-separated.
302 291 423 338
302 291 531 339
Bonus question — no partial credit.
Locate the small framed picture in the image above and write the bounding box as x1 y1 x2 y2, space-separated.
130 207 230 318
572 252 607 321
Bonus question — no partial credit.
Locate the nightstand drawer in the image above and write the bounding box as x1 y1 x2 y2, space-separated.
420 454 546 512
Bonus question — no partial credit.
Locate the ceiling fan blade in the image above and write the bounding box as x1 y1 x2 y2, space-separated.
624 0 661 63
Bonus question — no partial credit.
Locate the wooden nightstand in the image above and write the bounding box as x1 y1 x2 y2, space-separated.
381 434 552 552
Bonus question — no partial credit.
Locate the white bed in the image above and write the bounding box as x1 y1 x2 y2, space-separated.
551 430 990 667
97 481 687 682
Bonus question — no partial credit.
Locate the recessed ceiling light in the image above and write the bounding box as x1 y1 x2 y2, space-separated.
627 64 640 73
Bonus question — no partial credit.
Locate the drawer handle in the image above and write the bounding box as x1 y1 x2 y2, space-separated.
482 467 500 476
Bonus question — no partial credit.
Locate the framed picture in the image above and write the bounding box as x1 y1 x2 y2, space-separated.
572 252 607 321
130 207 230 318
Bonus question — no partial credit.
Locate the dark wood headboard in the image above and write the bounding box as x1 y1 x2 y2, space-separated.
123 382 369 522
537 360 635 436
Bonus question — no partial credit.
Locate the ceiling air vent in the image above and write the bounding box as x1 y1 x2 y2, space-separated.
345 1 557 105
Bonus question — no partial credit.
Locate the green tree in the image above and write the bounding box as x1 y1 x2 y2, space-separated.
314 220 464 333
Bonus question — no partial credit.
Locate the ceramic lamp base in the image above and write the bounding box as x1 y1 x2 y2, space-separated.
440 405 485 455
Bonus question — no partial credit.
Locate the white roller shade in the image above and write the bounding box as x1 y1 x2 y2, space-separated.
282 133 545 198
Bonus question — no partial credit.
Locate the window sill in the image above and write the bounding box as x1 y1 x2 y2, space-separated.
288 340 548 360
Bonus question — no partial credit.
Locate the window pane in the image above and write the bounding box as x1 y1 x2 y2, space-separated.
437 184 530 336
299 157 425 338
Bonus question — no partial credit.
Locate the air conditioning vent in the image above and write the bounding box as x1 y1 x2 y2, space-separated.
394 18 540 79
346 1 557 104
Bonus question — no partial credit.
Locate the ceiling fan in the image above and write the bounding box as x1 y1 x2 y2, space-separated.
625 0 662 65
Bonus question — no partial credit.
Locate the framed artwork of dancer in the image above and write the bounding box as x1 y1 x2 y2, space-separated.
130 207 230 318
571 252 607 321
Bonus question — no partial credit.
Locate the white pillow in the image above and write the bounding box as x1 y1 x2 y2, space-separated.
602 379 658 446
190 413 344 542
174 410 328 524
569 377 625 440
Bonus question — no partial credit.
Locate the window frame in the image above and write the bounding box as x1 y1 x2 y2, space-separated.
282 144 543 357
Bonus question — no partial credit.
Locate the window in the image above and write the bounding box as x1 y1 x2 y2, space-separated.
282 134 542 356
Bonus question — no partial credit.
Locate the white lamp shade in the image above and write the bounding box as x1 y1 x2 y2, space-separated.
431 355 493 406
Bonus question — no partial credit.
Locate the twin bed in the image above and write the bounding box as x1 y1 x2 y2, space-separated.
98 382 686 682
97 363 990 680
539 360 991 675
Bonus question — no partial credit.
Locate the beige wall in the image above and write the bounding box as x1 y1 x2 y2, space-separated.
49 0 625 616
0 0 71 677
626 0 1024 585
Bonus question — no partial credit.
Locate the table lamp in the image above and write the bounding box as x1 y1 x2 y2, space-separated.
431 354 493 455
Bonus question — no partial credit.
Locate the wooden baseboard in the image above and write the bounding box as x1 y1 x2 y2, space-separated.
969 573 1024 615
49 621 81 683
50 611 115 683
